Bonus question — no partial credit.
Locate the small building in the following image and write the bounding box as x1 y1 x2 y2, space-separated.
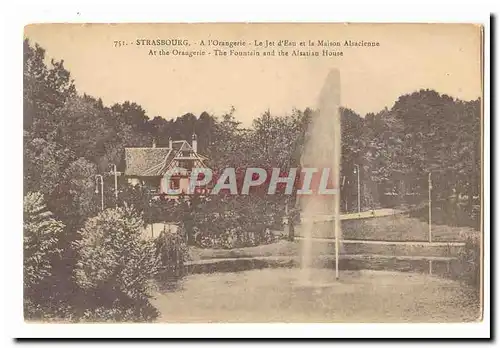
124 134 210 197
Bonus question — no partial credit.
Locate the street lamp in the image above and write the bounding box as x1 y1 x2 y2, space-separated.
353 164 361 214
110 164 120 207
95 174 104 211
428 172 432 243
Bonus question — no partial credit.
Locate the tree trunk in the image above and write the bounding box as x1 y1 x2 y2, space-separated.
288 220 295 241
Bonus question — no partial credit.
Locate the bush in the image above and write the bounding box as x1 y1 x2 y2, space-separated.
23 192 65 319
458 233 481 288
155 226 189 278
79 298 159 323
73 205 160 322
194 226 242 249
190 195 281 249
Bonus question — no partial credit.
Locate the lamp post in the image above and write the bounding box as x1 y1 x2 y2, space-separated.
428 172 432 243
95 174 104 211
149 200 154 238
110 164 121 207
353 164 361 214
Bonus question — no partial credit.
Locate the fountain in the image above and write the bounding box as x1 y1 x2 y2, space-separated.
298 68 342 284
152 68 480 323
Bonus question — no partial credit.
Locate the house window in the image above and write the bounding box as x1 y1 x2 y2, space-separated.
178 160 193 170
170 178 180 190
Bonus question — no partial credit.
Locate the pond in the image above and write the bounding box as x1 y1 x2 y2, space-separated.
151 268 480 323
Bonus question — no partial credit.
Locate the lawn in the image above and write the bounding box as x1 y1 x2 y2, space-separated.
299 213 479 242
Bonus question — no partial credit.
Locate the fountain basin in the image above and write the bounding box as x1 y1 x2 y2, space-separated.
151 268 480 323
184 254 463 278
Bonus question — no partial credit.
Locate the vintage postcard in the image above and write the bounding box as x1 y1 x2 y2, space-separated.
22 23 483 326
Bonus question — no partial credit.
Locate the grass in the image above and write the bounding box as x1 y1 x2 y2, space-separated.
299 213 479 242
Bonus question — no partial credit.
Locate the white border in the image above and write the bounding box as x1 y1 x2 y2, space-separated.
2 0 493 340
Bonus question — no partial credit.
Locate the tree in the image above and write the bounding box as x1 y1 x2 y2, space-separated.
339 107 366 211
361 107 404 207
54 157 100 227
24 39 76 136
155 228 189 279
252 109 305 169
23 192 65 318
111 101 150 132
357 90 481 224
53 96 115 162
206 107 254 170
23 131 72 196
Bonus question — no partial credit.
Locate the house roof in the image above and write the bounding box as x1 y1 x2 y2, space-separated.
124 147 172 176
124 140 207 177
172 140 192 151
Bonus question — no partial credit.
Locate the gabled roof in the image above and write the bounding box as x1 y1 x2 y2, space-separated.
124 140 207 177
124 147 172 176
172 140 192 152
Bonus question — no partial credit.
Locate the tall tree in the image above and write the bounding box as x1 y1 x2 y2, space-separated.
24 39 76 137
23 192 65 318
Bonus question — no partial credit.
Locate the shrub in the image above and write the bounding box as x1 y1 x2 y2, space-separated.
79 298 159 322
458 233 481 289
23 192 65 319
190 195 281 249
73 205 160 322
155 226 189 278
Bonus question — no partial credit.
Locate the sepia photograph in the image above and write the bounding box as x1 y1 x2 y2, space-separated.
21 22 484 327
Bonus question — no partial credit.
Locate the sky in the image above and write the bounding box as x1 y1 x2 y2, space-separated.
24 23 482 126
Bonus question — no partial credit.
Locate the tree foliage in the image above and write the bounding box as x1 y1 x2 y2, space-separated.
23 192 65 318
155 228 189 279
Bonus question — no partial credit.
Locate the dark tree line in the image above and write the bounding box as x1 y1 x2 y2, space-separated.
24 38 481 230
